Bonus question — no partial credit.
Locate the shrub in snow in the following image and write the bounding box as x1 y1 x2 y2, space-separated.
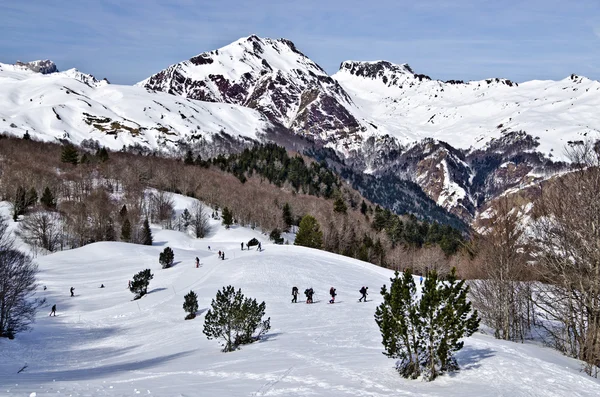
130 269 153 300
247 238 259 248
203 285 271 352
183 290 199 320
159 247 174 269
269 228 284 245
375 269 479 381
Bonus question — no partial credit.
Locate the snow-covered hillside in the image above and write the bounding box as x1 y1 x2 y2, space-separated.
1 197 599 396
0 62 271 151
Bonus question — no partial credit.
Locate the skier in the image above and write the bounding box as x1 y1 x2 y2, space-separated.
359 286 368 302
128 280 131 289
329 287 337 304
49 304 56 316
419 276 423 284
241 242 244 251
218 250 221 258
43 285 47 291
208 245 211 250
221 251 225 260
291 286 299 303
70 287 75 297
196 257 200 268
258 242 262 251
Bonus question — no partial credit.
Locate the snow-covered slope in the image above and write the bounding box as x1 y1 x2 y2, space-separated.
1 198 599 396
0 62 271 151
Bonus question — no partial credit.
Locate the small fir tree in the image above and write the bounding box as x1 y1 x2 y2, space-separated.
333 197 347 214
203 285 271 352
183 290 199 320
184 150 194 165
269 228 284 244
120 218 131 242
294 214 323 249
159 247 175 269
119 204 128 219
282 203 294 232
60 144 79 165
40 187 56 209
23 131 31 140
221 207 233 229
180 208 192 230
96 147 109 162
141 218 153 246
129 269 154 299
360 200 368 215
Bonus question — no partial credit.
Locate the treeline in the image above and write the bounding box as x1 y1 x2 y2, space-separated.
0 134 464 274
208 143 340 198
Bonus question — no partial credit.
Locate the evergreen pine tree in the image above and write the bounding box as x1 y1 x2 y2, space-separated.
26 187 38 207
184 150 194 165
141 218 153 245
159 247 175 268
40 187 56 209
60 144 79 165
80 153 90 164
375 268 479 381
333 197 348 214
121 218 131 242
360 200 368 215
183 290 199 320
269 228 284 244
203 285 271 352
119 204 128 219
129 269 154 299
221 207 233 229
180 208 192 230
294 214 323 249
96 147 109 162
282 203 293 232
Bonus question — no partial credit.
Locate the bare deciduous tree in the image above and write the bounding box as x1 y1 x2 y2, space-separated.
469 196 534 342
17 210 63 254
532 141 600 376
191 201 210 238
0 217 44 338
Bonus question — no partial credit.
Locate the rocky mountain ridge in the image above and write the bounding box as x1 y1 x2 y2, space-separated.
3 36 599 224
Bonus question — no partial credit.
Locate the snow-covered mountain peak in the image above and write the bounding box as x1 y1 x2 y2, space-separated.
58 68 109 88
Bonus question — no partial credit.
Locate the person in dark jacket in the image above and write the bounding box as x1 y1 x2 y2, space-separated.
70 287 75 297
329 287 337 304
305 287 314 304
359 286 368 302
49 304 56 316
291 286 299 303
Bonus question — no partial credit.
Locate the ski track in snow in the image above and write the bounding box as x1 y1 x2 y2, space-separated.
1 194 600 396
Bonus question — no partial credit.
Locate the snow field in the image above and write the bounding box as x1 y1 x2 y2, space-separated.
1 196 600 396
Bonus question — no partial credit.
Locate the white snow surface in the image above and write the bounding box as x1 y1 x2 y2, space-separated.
0 63 271 150
334 62 600 160
1 196 599 396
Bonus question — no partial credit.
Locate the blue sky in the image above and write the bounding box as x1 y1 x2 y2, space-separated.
1 0 599 84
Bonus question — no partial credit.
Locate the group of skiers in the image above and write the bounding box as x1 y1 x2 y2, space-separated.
218 250 225 260
291 285 368 304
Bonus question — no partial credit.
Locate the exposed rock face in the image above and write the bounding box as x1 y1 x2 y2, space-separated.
15 60 58 74
140 36 362 148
